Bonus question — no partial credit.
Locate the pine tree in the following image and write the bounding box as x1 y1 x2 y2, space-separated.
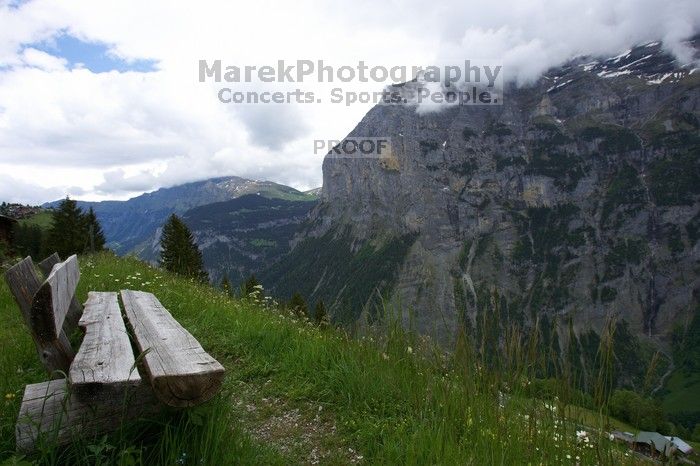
221 274 232 296
242 274 260 297
313 300 327 325
13 224 44 258
536 314 561 378
83 207 106 252
159 214 209 282
567 317 583 388
47 197 87 258
289 292 308 317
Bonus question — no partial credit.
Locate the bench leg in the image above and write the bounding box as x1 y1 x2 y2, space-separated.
16 380 161 453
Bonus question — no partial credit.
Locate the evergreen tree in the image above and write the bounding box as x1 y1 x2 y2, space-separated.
159 214 208 282
242 274 260 297
611 320 644 387
221 274 232 296
83 207 106 252
567 317 583 388
580 328 602 393
477 289 502 369
550 325 562 377
313 300 327 325
535 314 561 378
46 197 87 258
13 223 44 258
289 292 308 317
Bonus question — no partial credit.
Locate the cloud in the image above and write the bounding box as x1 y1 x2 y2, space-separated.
0 0 698 203
236 105 310 151
0 172 64 204
96 168 159 194
20 47 66 70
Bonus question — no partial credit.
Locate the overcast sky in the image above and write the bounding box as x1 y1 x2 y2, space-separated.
0 0 698 204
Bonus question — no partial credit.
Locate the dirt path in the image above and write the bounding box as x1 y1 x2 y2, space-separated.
230 379 364 465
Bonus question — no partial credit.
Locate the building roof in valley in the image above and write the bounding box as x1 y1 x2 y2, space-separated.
634 432 674 456
611 431 634 443
664 436 694 455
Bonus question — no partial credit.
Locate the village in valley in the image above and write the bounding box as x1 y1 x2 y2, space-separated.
610 430 696 463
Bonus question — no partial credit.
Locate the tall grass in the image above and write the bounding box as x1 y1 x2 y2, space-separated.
1 253 641 464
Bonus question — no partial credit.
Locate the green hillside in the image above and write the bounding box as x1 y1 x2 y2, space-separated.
182 194 317 284
17 210 53 229
661 309 700 429
0 253 654 464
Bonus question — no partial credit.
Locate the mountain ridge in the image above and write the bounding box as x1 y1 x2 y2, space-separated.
43 176 318 256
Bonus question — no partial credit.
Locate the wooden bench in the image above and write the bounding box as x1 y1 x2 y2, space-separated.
4 254 225 452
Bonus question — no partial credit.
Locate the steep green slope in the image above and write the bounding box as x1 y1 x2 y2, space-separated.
261 228 417 322
662 308 700 429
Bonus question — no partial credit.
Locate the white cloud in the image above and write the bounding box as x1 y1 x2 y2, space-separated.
0 0 698 203
0 172 64 204
20 47 66 70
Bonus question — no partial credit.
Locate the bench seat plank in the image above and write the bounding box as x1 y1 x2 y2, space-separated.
120 290 225 407
16 379 159 453
69 292 141 397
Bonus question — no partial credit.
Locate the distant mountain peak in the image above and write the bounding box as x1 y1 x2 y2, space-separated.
304 187 322 196
541 35 700 93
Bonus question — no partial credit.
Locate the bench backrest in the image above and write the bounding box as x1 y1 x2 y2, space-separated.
4 254 81 376
38 253 83 331
31 255 80 340
38 252 61 277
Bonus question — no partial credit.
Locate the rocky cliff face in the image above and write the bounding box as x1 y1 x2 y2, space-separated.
269 38 700 355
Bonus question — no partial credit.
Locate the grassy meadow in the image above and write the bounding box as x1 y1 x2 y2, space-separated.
0 253 650 465
16 211 53 230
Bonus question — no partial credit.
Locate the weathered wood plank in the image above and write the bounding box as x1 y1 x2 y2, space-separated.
4 257 74 376
38 253 83 333
120 290 225 407
31 255 80 341
69 292 141 398
37 253 60 276
15 379 160 453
